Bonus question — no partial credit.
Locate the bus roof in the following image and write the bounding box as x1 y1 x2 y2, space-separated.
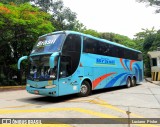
41 30 142 53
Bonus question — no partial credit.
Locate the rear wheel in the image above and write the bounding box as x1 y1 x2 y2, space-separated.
126 77 131 88
78 81 91 97
131 77 136 87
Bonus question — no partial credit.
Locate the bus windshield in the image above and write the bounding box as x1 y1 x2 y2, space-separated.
28 55 58 81
31 33 65 54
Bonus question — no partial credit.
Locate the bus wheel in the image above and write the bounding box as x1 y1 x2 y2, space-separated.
131 77 136 87
126 77 131 88
78 81 91 97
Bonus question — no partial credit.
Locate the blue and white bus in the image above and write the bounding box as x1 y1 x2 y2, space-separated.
18 31 143 97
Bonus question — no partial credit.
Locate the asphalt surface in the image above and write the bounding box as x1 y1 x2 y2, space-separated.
0 81 160 127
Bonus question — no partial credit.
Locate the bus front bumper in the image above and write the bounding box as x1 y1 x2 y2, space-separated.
26 85 58 97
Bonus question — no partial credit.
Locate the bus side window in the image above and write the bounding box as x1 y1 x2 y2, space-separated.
83 37 97 54
117 47 124 58
98 42 109 56
62 34 81 52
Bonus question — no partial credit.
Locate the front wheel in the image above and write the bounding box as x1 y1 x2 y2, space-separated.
78 81 91 97
126 77 131 88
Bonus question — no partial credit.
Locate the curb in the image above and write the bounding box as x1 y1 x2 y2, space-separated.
0 85 26 92
145 78 160 86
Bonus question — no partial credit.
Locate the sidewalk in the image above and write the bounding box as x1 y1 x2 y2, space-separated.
145 78 160 86
0 85 26 92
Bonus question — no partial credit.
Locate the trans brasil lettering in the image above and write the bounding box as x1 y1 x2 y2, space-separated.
37 40 55 47
96 58 115 65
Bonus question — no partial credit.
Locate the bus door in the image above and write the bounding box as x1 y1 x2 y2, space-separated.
58 34 81 96
58 56 74 96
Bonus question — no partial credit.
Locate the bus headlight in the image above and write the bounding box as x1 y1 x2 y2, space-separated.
45 85 56 89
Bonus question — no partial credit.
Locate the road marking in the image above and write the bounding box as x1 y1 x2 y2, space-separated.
90 98 142 118
89 98 159 127
0 108 116 118
66 98 159 127
3 104 37 109
66 97 144 118
0 108 159 127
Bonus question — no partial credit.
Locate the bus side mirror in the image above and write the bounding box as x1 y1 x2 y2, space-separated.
49 52 59 68
18 56 28 70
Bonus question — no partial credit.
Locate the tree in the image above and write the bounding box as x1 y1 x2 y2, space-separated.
51 6 78 30
29 0 80 31
72 20 86 32
136 0 160 13
83 29 101 37
100 32 136 48
149 30 160 51
134 28 158 77
1 0 81 31
0 0 30 5
0 3 54 85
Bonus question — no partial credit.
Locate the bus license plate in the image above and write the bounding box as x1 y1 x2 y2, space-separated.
34 90 39 94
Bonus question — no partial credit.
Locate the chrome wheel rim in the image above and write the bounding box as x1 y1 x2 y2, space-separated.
128 79 131 87
132 79 135 86
80 84 88 94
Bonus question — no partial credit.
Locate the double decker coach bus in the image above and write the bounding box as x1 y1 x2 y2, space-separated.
18 31 143 97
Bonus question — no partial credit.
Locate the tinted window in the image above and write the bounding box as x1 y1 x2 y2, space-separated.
110 44 118 57
97 42 117 57
83 37 119 58
61 34 81 77
124 49 142 61
137 53 143 61
117 47 124 58
97 42 109 56
83 37 98 54
83 36 142 61
63 34 81 52
32 34 65 54
107 44 114 57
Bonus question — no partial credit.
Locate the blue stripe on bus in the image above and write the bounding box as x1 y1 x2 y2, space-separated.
124 59 130 71
105 73 127 88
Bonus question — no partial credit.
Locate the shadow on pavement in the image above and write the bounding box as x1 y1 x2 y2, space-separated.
18 84 141 105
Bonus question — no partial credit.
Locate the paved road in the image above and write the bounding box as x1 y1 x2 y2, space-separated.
0 82 160 127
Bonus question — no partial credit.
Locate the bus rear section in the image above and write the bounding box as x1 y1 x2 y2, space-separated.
80 35 143 91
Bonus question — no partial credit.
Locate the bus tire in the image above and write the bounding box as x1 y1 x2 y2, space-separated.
126 77 131 88
78 81 91 97
131 77 136 87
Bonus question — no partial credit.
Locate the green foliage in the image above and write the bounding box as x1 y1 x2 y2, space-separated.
29 0 80 31
83 29 101 37
1 0 82 31
0 0 30 5
0 3 54 85
134 28 160 77
72 20 86 32
0 3 54 57
136 0 160 13
100 32 136 48
149 31 160 51
143 34 156 50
